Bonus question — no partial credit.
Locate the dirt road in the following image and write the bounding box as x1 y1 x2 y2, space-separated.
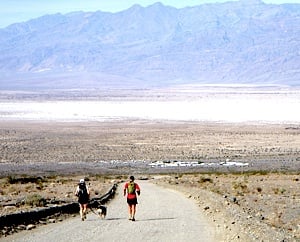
3 181 216 242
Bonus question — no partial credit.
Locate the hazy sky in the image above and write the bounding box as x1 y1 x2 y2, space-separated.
0 0 299 28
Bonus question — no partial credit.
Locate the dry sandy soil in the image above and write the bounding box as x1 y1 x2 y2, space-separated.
153 173 299 241
0 121 299 240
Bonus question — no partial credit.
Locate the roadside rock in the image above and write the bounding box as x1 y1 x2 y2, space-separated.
26 224 36 230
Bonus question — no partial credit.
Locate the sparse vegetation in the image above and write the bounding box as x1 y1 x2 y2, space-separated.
25 194 46 207
232 181 248 195
6 175 46 185
0 174 116 216
198 177 213 183
0 122 299 167
273 187 287 195
154 172 300 240
0 121 299 239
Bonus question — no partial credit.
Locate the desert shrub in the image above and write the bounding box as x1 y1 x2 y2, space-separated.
36 183 43 190
273 188 286 195
256 187 262 193
239 170 269 176
211 187 222 194
25 184 33 190
25 194 46 207
198 177 213 183
6 175 45 184
175 174 183 179
60 179 71 184
94 174 111 182
46 175 57 180
7 176 17 184
232 181 249 195
8 185 20 195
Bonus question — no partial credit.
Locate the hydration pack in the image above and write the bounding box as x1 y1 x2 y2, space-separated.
127 182 136 194
78 183 88 198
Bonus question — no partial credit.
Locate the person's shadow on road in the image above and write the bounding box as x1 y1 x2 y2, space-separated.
134 217 176 222
101 217 176 222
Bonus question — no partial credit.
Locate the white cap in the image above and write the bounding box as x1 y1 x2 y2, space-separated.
79 179 85 183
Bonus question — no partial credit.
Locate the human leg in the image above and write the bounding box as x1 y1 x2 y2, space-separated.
127 197 138 220
79 204 84 220
131 204 136 221
128 204 133 220
83 203 88 219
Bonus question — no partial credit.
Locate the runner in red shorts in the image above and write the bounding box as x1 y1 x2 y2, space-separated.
124 176 140 221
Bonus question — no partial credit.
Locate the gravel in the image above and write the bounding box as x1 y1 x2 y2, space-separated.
2 181 217 242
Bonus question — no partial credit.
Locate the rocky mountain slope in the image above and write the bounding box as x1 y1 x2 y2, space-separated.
0 0 299 89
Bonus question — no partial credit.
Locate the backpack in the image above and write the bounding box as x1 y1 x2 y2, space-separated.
78 183 88 199
127 182 136 194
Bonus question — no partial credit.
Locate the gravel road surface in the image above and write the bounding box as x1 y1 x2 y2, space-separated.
3 180 217 242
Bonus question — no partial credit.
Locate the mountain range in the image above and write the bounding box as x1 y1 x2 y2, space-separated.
0 0 299 90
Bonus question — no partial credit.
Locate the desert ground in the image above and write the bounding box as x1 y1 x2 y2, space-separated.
0 120 299 240
1 181 217 242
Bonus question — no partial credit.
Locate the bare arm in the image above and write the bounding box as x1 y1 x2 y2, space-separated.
136 183 141 195
74 186 79 196
124 183 127 196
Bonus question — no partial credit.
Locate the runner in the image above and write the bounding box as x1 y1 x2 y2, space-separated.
75 178 90 221
124 176 141 221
